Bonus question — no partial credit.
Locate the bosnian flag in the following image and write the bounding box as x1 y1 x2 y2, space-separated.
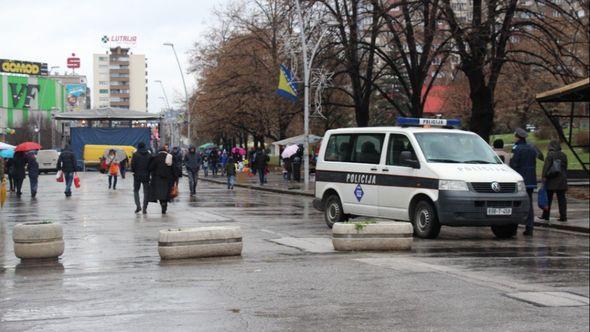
276 64 298 102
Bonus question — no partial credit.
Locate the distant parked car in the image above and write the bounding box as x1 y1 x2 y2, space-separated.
37 149 60 173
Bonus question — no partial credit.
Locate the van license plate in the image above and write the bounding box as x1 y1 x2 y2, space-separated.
487 208 512 216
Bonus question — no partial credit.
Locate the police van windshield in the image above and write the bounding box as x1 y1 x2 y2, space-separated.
414 132 501 164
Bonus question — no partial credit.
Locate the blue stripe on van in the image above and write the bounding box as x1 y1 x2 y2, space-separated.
316 170 438 189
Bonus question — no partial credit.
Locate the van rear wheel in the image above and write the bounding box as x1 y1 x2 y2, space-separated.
412 200 441 239
491 224 518 239
324 195 345 228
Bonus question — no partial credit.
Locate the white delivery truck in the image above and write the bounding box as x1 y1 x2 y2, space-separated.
313 118 529 239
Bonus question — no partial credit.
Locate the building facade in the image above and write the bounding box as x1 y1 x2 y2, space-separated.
92 47 147 111
49 74 90 111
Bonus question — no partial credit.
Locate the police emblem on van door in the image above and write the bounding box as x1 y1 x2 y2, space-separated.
491 182 501 192
354 184 364 202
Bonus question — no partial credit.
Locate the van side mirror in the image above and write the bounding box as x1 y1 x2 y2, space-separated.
400 151 420 168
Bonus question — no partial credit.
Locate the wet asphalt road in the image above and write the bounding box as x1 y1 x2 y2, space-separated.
0 173 588 331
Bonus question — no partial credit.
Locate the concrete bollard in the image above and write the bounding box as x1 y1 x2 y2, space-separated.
158 226 243 259
332 221 413 251
13 222 65 260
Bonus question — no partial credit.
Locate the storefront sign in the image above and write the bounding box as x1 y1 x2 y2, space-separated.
0 59 48 76
101 35 138 46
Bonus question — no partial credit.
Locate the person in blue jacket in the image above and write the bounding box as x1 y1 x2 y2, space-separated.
509 128 540 236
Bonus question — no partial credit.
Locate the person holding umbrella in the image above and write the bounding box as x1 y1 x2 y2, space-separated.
12 151 27 198
106 149 120 190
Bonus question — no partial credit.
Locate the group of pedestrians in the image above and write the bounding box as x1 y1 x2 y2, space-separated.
1 151 40 198
504 128 569 237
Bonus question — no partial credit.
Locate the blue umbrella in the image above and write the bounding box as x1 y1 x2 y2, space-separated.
0 149 14 158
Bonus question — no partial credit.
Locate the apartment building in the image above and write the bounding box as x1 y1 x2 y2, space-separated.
92 47 148 111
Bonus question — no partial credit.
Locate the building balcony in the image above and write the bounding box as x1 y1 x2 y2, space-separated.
110 77 129 82
110 101 130 107
110 60 130 66
110 93 130 98
109 68 130 74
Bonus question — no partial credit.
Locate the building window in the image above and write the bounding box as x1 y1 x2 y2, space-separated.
99 81 109 86
99 89 109 94
99 97 109 102
98 56 108 61
99 64 108 69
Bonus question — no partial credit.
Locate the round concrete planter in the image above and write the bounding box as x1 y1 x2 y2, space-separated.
13 222 64 260
332 221 413 251
158 226 242 260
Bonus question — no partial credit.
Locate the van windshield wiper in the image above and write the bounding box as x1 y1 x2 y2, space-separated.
428 158 461 163
464 160 496 164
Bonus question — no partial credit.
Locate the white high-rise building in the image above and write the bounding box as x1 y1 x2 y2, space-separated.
92 47 147 111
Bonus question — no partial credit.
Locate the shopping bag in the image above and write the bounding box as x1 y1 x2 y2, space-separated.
537 184 548 210
109 163 120 176
169 183 179 199
56 170 64 183
74 173 81 188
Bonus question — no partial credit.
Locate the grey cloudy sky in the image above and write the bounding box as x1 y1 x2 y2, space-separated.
0 0 231 113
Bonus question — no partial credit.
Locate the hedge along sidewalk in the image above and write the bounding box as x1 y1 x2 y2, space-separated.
197 172 314 197
195 173 588 233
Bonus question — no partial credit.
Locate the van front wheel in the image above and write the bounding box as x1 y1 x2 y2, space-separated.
324 195 344 228
412 200 441 239
491 224 518 239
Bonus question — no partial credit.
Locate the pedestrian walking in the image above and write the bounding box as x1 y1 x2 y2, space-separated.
5 158 15 192
209 149 219 176
540 140 568 222
282 157 292 181
131 142 152 214
26 151 39 198
202 152 209 177
149 147 174 214
12 151 27 198
184 146 201 196
120 155 129 179
292 145 303 182
57 145 77 197
226 156 236 189
493 139 511 164
254 148 269 185
220 150 228 176
171 147 183 188
509 128 539 236
106 149 120 190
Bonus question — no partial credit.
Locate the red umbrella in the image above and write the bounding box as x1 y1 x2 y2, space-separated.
14 142 42 152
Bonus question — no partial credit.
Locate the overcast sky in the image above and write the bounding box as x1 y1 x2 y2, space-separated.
0 0 231 113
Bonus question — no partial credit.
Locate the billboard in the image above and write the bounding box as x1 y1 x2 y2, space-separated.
101 35 138 47
0 74 65 128
66 84 87 111
0 59 48 76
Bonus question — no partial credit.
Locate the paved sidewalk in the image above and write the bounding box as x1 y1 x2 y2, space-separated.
201 171 589 233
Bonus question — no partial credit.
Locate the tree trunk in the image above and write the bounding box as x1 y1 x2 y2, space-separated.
411 91 422 118
355 102 370 127
468 78 494 142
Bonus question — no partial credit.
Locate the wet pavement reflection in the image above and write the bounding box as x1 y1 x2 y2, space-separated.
0 173 588 330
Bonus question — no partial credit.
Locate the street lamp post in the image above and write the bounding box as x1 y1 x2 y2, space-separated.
154 80 171 110
163 42 192 144
294 0 332 191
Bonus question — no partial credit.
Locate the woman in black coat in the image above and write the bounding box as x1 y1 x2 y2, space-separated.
149 148 173 214
541 140 568 222
12 151 27 197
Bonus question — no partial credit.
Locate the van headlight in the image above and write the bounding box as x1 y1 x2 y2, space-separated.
517 181 526 193
439 180 468 191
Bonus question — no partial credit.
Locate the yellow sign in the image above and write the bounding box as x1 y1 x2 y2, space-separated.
0 59 48 76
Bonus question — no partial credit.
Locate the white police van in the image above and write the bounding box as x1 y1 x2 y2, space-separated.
313 118 529 239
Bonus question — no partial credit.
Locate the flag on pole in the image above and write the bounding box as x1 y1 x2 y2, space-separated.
276 64 298 102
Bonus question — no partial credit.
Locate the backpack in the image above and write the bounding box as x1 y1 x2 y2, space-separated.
545 159 562 178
